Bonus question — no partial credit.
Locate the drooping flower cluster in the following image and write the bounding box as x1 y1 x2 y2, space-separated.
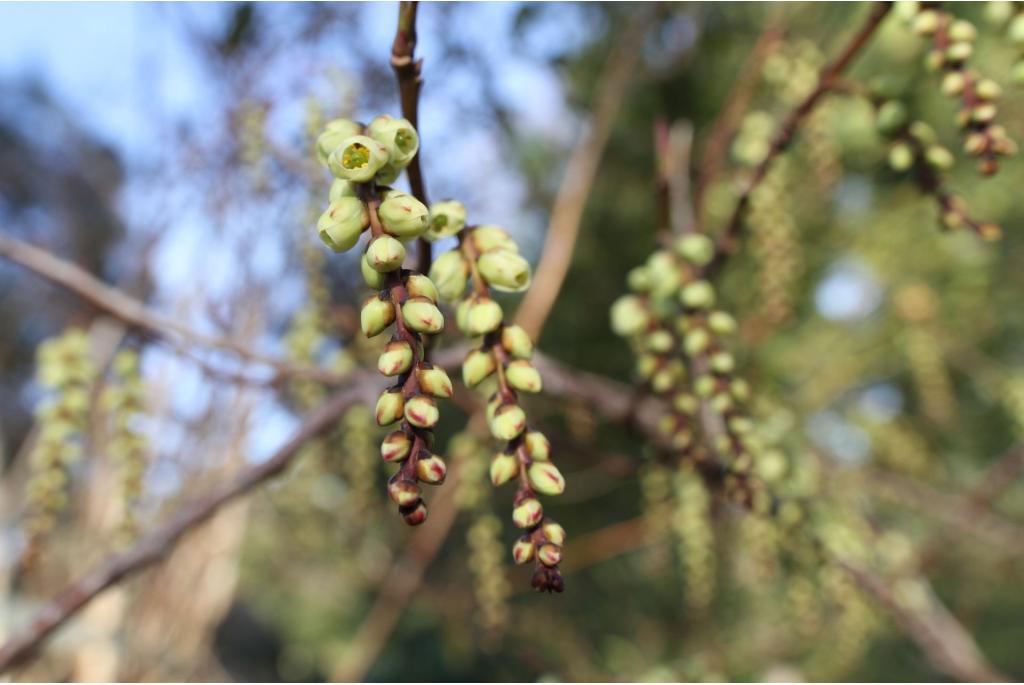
314 114 452 525
903 4 1017 175
427 202 567 592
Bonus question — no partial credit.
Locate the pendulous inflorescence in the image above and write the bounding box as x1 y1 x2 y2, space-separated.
427 202 568 593
314 114 452 526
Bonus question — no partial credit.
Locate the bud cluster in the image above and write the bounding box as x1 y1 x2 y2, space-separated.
874 100 1001 239
24 328 98 554
100 349 150 542
904 4 1016 175
427 202 566 592
314 115 451 525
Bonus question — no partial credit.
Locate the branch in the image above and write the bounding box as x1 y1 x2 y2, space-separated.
708 1 892 274
515 8 653 340
0 233 348 386
0 382 373 672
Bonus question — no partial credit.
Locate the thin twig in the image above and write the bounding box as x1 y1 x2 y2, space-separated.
515 8 653 340
0 383 374 672
708 1 892 274
0 233 348 386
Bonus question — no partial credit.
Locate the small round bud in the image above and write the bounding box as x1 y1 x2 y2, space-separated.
379 193 430 240
416 365 453 398
405 273 439 303
375 389 405 426
316 118 362 167
945 41 972 63
361 254 385 289
489 402 527 441
416 454 447 484
328 179 357 202
708 311 737 335
680 280 716 309
375 162 401 185
366 234 406 272
911 9 939 36
527 461 565 496
673 392 699 414
888 142 915 172
506 360 542 393
317 198 369 253
673 234 715 266
524 430 551 461
512 498 544 528
627 266 651 292
1011 14 1024 47
908 121 936 145
500 325 534 359
400 499 428 526
328 135 390 182
404 395 440 428
378 339 414 376
710 351 735 374
361 296 396 338
462 349 497 387
971 103 997 125
387 476 421 507
490 452 520 486
464 296 504 337
476 250 532 292
471 225 518 253
940 72 966 97
426 200 467 241
948 19 977 43
537 543 562 567
512 538 535 564
925 145 954 171
367 114 419 167
381 430 412 462
401 297 445 334
610 295 650 337
694 375 716 398
428 250 469 302
542 521 566 546
645 330 674 354
684 328 711 356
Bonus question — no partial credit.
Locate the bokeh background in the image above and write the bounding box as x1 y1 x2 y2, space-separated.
1 2 1023 682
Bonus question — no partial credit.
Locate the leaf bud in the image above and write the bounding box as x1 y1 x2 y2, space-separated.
416 454 447 484
404 395 440 428
416 365 454 398
375 389 405 426
490 452 520 486
673 234 716 266
506 359 543 393
501 324 534 359
426 200 467 241
317 198 369 253
462 348 497 387
489 402 527 441
327 135 390 182
402 297 445 334
315 118 362 166
512 537 536 564
381 430 412 462
477 249 532 292
361 295 396 337
512 498 544 528
379 192 430 240
367 114 419 167
378 339 414 376
527 461 566 496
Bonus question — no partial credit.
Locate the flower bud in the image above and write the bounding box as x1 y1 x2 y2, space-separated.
945 41 972 63
315 118 362 166
477 250 532 292
537 543 562 567
542 521 566 546
428 250 469 301
908 121 936 145
680 280 715 309
381 430 412 462
911 9 939 36
416 365 453 398
378 339 414 376
627 266 651 292
888 142 914 172
401 297 445 334
471 225 518 253
361 296 396 337
948 18 977 43
673 234 715 266
375 162 400 185
375 389 405 426
317 198 369 252
404 395 439 428
490 452 520 486
400 499 428 526
512 498 543 528
940 72 966 97
684 328 711 356
694 375 717 398
490 402 527 441
708 311 737 335
673 392 699 414
512 538 535 564
378 193 430 240
416 454 447 484
327 135 390 182
387 476 421 507
710 351 735 374
462 349 497 387
361 254 385 289
524 430 550 461
645 330 673 353
485 393 503 424
367 114 419 167
501 325 534 359
366 234 406 272
925 145 954 171
405 273 438 303
528 461 565 496
464 296 503 337
875 100 908 136
506 359 542 393
426 200 467 241
328 179 357 202
610 295 650 337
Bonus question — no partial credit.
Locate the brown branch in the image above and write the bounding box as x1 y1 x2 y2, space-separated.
515 8 653 340
708 1 892 274
0 382 374 672
0 233 348 386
